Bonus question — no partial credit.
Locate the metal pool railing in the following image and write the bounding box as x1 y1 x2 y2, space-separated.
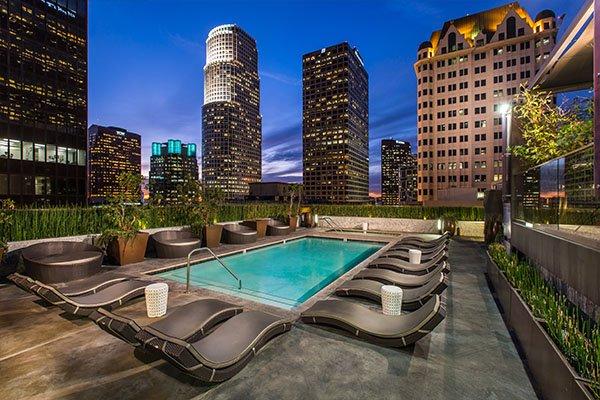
185 247 242 293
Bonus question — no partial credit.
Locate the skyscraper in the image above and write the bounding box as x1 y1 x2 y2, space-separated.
202 24 261 200
302 42 369 204
88 125 141 204
0 0 88 204
149 140 199 204
415 3 557 205
381 139 417 205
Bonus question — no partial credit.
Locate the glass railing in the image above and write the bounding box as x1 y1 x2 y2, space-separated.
513 144 600 245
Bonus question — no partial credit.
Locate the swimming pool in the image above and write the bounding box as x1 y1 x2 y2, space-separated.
158 237 383 309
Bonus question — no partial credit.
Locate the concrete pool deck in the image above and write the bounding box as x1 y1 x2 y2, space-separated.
0 238 537 399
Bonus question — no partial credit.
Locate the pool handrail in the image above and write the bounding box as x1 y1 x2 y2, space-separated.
186 247 242 293
321 216 343 232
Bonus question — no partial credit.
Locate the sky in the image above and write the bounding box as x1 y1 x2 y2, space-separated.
88 0 582 195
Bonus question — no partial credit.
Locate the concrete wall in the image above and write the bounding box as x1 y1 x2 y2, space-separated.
511 222 600 322
319 216 483 238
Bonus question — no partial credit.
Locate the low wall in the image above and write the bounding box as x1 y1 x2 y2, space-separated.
318 216 483 238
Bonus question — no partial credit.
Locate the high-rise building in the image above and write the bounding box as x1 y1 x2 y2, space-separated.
87 125 141 204
202 24 261 200
0 0 88 204
149 140 199 203
415 3 557 205
381 139 417 205
302 42 369 203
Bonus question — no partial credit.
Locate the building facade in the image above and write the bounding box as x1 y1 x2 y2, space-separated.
302 42 369 204
381 139 417 205
247 182 292 203
87 125 141 204
0 0 88 204
202 24 261 201
415 3 557 205
149 140 198 203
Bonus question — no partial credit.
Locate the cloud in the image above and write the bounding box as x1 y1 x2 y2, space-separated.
168 33 203 55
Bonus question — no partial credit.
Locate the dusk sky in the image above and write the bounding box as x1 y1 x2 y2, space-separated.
89 0 580 195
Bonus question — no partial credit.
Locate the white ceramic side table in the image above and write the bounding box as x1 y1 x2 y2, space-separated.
381 285 403 315
145 282 169 318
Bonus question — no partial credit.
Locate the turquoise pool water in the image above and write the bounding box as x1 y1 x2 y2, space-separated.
158 237 383 309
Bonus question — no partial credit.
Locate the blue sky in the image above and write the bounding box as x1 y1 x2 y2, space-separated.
89 0 581 194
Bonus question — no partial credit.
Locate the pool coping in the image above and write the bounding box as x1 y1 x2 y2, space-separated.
143 231 397 316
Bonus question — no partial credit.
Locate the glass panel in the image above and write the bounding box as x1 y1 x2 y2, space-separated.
35 176 45 195
77 149 86 166
9 139 21 159
23 142 34 161
67 148 77 165
0 138 8 158
57 147 67 164
34 144 45 162
46 144 56 163
9 174 21 194
0 174 7 195
23 176 34 195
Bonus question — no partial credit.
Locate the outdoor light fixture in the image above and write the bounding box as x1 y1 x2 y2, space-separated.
498 103 511 115
437 218 442 233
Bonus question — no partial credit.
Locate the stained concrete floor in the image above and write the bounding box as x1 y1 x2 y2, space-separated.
0 239 537 400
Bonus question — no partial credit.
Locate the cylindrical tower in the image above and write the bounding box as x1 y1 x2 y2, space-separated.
202 24 261 200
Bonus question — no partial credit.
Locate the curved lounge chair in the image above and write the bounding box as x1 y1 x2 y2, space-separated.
397 233 449 249
301 295 445 347
89 298 243 346
388 241 447 255
34 279 150 316
383 248 447 264
266 219 291 236
371 253 448 275
22 241 104 283
134 311 292 382
151 230 201 259
335 273 448 310
222 224 258 245
7 271 132 296
354 263 446 288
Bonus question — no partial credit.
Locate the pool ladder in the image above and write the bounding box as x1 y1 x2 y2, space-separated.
320 216 344 232
185 247 242 293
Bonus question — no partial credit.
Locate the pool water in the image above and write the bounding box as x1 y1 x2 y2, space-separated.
158 237 383 309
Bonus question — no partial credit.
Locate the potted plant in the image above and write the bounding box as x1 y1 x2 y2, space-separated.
100 172 148 266
199 186 224 248
0 199 15 261
442 213 457 236
287 184 301 231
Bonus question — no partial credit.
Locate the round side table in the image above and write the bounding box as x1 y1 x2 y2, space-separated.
381 285 403 315
145 282 169 318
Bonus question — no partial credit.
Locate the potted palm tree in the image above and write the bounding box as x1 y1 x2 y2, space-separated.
199 186 224 248
100 172 149 265
287 184 301 231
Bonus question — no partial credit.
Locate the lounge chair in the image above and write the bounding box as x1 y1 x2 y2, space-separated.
335 273 448 310
222 223 258 245
301 295 445 347
369 254 449 275
34 279 150 316
7 271 132 296
89 298 243 346
266 219 292 236
22 241 105 283
354 263 446 287
151 230 201 259
134 311 292 382
397 233 449 249
388 240 447 254
383 247 447 264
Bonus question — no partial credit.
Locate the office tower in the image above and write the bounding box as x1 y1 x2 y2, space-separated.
202 24 261 200
415 3 557 205
302 42 369 203
0 0 88 204
381 139 417 205
149 139 199 203
87 125 141 204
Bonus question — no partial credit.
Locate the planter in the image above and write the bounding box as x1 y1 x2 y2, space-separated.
486 252 596 400
288 215 298 232
486 251 499 292
106 232 149 266
241 219 268 238
443 219 456 236
202 224 223 248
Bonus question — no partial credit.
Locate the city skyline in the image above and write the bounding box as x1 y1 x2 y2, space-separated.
88 0 579 196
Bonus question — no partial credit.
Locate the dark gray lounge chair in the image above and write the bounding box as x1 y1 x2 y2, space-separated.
301 295 445 347
89 298 243 346
397 233 449 249
388 240 447 254
370 253 448 275
7 271 132 296
354 263 446 288
335 273 448 310
222 223 258 245
151 230 201 258
384 245 447 263
266 219 291 236
134 311 292 382
34 279 150 316
22 241 104 283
